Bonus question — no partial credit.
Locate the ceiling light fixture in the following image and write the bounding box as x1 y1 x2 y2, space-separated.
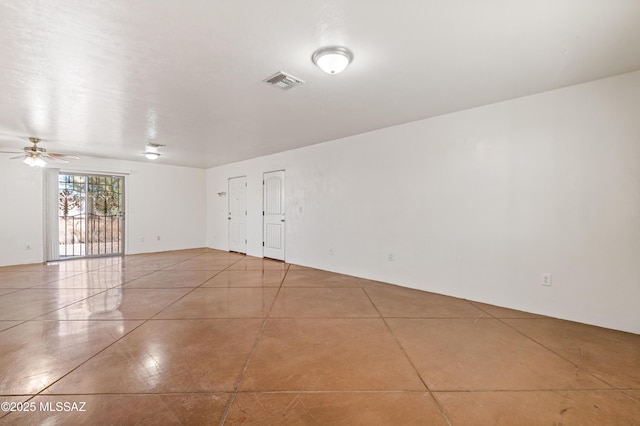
312 46 353 75
143 143 163 160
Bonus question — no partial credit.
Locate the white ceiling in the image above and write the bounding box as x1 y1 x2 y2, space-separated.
1 1 639 168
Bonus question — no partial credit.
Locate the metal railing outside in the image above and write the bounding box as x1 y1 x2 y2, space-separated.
59 213 124 257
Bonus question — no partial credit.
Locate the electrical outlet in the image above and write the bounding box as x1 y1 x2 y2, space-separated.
387 253 394 262
329 248 335 255
156 235 161 241
139 236 144 243
541 273 552 286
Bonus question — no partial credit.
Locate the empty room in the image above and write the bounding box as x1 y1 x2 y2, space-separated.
0 1 639 425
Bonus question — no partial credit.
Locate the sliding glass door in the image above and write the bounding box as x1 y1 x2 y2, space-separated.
58 173 125 258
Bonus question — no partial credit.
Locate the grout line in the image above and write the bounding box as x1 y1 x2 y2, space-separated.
16 262 178 322
218 263 291 426
146 257 247 321
622 390 640 404
494 317 620 391
196 269 227 286
0 320 29 333
421 388 630 393
26 318 152 404
361 287 453 426
17 251 247 406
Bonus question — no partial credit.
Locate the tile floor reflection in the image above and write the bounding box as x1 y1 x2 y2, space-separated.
0 248 638 425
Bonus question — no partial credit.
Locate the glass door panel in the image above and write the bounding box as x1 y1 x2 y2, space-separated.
58 173 124 258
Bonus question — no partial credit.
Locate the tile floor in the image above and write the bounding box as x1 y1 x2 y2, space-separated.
0 248 639 425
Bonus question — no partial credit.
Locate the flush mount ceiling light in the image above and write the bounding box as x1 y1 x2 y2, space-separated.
312 46 353 75
143 143 164 160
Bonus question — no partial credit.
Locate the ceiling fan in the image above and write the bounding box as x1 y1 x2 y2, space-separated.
0 137 80 167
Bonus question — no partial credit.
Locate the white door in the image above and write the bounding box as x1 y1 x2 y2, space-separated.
263 170 285 260
228 176 247 253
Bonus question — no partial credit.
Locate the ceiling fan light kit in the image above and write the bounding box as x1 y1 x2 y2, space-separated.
24 154 47 167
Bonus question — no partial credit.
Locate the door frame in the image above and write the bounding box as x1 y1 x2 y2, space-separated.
53 171 127 259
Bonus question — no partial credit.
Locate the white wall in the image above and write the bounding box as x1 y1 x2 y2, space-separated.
0 160 46 266
206 71 640 334
0 155 206 266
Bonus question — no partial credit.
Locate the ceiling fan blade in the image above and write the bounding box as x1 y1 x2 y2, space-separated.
47 153 80 160
41 155 69 163
9 154 26 160
0 149 24 154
